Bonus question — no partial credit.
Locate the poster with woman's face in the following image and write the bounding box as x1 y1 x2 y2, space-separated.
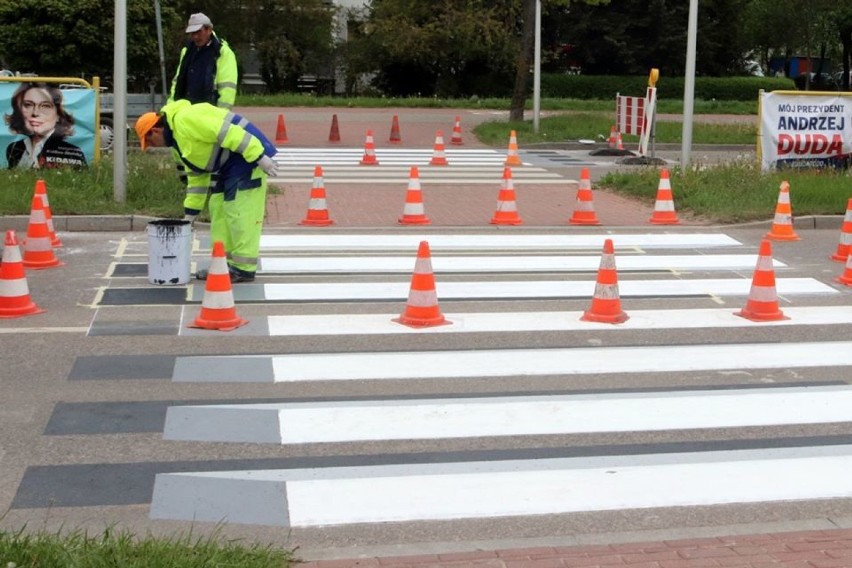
0 81 96 169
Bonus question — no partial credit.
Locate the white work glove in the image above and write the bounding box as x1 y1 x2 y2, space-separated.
258 155 278 177
183 213 197 226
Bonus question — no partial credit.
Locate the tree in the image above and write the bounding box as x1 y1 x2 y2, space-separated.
345 0 521 97
0 0 175 89
509 0 611 122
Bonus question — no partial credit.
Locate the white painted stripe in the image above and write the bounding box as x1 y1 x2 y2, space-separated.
163 385 852 444
259 277 834 302
259 253 786 274
259 233 742 251
267 306 852 336
173 340 852 383
272 176 563 185
150 446 852 526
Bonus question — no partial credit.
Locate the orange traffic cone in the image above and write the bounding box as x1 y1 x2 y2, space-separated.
389 114 402 144
450 116 463 145
505 130 522 166
0 230 45 318
765 181 800 241
393 240 450 328
360 129 379 165
299 165 334 226
607 125 618 149
649 168 680 225
22 193 62 269
328 113 341 143
735 239 788 321
398 166 431 225
429 130 448 166
188 241 247 331
615 132 625 151
836 252 852 286
581 239 629 324
830 198 852 261
33 179 62 247
275 113 288 144
490 167 523 225
568 168 601 225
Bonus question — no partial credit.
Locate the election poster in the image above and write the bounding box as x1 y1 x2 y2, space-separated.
0 81 96 169
760 91 852 171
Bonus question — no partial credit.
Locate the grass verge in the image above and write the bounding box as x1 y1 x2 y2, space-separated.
601 161 852 223
0 526 293 567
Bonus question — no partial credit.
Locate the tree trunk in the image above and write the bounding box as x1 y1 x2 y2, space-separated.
509 0 537 122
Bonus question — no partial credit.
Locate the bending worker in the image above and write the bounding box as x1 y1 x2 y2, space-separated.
134 101 278 283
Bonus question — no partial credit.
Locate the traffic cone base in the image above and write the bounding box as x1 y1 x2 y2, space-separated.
581 239 628 324
568 168 601 226
300 165 334 226
837 252 852 286
649 168 680 225
765 181 800 241
393 241 451 328
189 241 248 331
734 239 788 322
0 230 45 318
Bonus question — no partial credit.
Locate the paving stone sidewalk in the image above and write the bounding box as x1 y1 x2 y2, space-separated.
301 528 852 568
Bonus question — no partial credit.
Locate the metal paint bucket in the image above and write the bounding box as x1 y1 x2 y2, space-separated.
147 219 191 285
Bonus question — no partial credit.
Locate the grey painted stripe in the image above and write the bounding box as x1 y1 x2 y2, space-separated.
171 341 852 383
99 287 188 306
88 320 179 336
69 355 177 381
162 386 852 444
259 233 741 252
185 278 835 303
150 445 852 527
15 436 852 508
258 254 780 274
173 356 274 383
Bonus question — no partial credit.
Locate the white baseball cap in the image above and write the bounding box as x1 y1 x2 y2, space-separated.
185 13 212 33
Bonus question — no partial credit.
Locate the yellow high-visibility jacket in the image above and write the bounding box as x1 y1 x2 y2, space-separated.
161 100 271 213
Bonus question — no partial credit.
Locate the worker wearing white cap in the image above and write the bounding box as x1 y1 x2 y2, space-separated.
167 12 239 227
169 12 237 109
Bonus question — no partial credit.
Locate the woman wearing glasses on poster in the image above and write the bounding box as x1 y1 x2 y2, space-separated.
5 82 87 169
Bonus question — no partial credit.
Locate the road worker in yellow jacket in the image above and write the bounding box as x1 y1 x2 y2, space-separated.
134 100 278 283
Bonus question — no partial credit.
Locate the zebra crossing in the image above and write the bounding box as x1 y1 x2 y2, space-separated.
21 229 852 538
268 147 601 184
